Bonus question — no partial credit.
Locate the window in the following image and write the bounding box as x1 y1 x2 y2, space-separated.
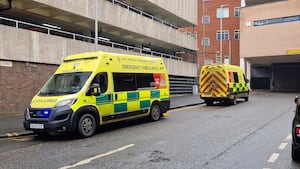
216 56 222 64
113 73 156 92
39 72 91 96
113 73 137 92
204 59 213 65
202 15 210 24
224 56 230 64
92 72 108 93
243 74 248 83
234 30 240 40
233 72 239 83
234 7 240 17
136 73 155 89
217 7 229 18
202 38 210 46
216 30 229 41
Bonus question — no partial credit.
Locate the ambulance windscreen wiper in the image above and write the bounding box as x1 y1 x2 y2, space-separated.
39 91 65 96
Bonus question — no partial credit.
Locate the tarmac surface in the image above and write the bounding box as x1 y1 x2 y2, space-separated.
0 94 203 138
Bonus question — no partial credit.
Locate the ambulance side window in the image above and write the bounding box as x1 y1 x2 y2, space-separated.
92 73 108 93
113 73 137 92
136 73 155 89
243 74 249 83
233 72 239 83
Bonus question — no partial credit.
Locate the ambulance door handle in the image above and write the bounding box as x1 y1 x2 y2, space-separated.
108 94 111 101
115 94 118 100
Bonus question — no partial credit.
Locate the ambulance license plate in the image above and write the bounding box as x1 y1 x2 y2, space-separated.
30 123 44 129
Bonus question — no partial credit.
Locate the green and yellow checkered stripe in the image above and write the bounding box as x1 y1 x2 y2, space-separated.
229 83 249 93
96 90 169 113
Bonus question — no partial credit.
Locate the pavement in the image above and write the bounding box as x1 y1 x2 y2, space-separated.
0 94 203 139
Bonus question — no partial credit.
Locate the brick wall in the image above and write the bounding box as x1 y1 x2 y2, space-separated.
0 61 57 115
195 0 241 67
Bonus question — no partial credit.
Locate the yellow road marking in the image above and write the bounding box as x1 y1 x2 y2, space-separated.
168 105 202 113
11 137 34 142
6 132 19 137
163 113 170 117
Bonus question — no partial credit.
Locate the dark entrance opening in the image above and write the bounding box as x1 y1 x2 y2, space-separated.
272 63 300 92
250 65 271 90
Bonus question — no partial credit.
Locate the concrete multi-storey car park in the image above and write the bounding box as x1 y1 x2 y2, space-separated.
0 0 198 115
241 0 300 91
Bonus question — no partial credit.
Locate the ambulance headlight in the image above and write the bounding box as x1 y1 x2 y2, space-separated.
55 98 77 107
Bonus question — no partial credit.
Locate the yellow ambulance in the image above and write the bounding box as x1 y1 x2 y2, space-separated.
199 64 249 106
24 51 170 137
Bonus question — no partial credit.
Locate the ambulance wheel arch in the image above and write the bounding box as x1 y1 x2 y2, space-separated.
71 105 100 137
149 101 161 121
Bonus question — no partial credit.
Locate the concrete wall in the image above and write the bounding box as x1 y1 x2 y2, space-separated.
240 0 300 58
34 0 198 50
148 0 197 25
0 25 197 77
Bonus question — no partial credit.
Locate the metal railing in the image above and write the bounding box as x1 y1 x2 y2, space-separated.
0 16 184 61
107 0 197 38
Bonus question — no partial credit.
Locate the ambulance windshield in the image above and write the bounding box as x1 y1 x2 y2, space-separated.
39 72 92 96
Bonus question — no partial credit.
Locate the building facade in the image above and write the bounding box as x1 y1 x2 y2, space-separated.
0 0 198 115
196 0 241 67
240 0 300 91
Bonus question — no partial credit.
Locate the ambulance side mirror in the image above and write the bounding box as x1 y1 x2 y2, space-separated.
295 96 299 104
245 78 249 83
87 83 101 96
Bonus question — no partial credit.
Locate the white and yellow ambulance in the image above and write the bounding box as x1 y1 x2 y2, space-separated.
199 64 249 106
24 51 170 137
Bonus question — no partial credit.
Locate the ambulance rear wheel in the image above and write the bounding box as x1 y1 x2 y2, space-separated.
149 104 161 121
77 113 96 138
205 100 213 106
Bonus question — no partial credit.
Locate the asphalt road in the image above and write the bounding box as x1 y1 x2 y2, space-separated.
0 92 300 169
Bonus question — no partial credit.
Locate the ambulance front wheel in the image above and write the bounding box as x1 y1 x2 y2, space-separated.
231 98 237 105
34 131 49 138
77 113 96 138
149 104 161 121
229 95 237 105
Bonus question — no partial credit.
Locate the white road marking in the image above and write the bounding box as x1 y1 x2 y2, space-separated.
263 134 292 168
285 134 292 141
278 143 288 150
58 144 135 169
267 153 280 163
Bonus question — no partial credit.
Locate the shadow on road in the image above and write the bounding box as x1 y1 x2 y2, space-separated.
33 117 167 141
